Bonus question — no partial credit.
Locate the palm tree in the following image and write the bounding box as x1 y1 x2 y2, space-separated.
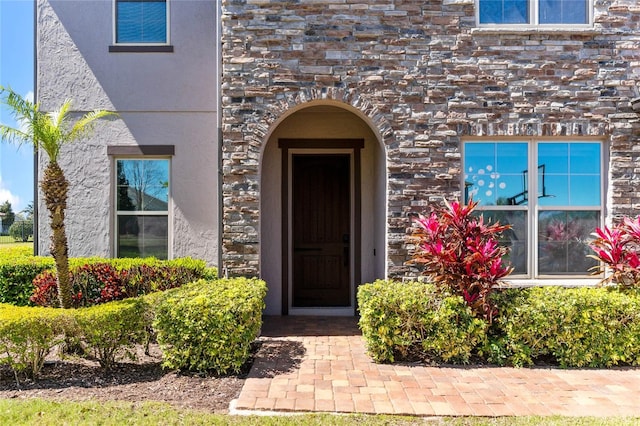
0 86 115 308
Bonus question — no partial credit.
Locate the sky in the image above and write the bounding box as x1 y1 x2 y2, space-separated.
0 0 33 213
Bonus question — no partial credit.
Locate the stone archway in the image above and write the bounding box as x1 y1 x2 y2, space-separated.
221 87 394 278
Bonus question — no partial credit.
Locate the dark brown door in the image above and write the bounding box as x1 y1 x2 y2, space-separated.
292 154 350 307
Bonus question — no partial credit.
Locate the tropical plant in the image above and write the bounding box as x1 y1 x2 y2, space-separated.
0 86 115 308
589 216 640 288
410 198 513 322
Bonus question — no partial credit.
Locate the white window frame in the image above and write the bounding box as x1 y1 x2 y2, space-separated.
113 157 172 259
112 0 171 46
475 0 593 29
462 137 605 284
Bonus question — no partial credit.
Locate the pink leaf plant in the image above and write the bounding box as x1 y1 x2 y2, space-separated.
410 198 513 323
589 217 640 288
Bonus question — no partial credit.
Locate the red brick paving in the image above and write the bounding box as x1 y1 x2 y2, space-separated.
232 316 640 417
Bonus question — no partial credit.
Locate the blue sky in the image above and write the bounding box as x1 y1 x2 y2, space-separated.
0 0 33 213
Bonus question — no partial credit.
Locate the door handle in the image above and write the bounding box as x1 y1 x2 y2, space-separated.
343 247 349 267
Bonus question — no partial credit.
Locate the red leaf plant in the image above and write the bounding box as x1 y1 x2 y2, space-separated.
410 198 513 323
589 216 640 288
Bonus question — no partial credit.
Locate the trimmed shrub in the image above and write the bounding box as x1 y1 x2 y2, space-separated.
490 287 640 367
357 280 487 364
0 304 70 378
0 257 55 306
154 278 266 374
71 298 149 369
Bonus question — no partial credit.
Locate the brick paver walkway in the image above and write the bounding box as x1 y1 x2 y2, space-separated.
232 316 640 417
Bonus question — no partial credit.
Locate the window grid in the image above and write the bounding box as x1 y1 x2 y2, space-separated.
463 139 603 279
476 0 592 27
114 158 171 260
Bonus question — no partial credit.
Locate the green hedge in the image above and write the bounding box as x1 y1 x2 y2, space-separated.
0 303 70 377
358 281 640 368
1 276 266 379
154 278 267 374
489 287 640 368
357 280 487 364
71 298 149 369
0 255 217 307
0 257 55 306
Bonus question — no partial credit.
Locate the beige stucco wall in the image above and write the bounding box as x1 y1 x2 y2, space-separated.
37 0 219 264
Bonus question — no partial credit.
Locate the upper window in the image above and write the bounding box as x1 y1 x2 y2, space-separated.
463 140 603 278
478 0 590 26
115 158 170 259
115 0 168 44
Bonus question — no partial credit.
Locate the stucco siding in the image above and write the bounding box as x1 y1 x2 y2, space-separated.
36 0 219 264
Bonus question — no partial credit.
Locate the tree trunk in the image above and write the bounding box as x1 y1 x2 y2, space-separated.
41 161 72 308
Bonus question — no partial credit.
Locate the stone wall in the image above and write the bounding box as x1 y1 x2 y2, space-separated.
220 0 640 278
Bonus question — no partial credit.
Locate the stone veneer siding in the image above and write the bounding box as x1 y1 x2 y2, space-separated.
220 0 640 278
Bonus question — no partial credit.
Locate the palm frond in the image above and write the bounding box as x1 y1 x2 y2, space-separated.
0 86 37 146
68 109 117 142
0 123 31 145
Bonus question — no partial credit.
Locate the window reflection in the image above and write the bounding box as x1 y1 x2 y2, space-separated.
117 160 169 211
116 159 170 259
464 142 528 205
538 211 599 274
463 140 602 277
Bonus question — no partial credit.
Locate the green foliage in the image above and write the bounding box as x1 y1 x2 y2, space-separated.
154 278 266 374
71 298 149 369
489 287 640 367
9 220 33 242
0 304 70 378
0 256 55 306
357 280 487 364
359 281 640 368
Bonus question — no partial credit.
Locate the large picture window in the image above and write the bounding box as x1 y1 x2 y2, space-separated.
115 159 170 259
115 0 168 44
477 0 589 26
463 140 602 277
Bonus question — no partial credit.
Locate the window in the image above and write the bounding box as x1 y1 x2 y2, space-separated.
463 140 602 278
478 0 590 26
115 0 168 44
115 159 170 259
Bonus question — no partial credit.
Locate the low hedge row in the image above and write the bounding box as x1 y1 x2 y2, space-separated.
0 278 266 379
155 278 267 374
357 280 486 364
0 255 217 307
358 281 640 368
489 287 640 367
0 257 55 306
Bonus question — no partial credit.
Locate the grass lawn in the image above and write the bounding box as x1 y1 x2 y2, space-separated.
0 399 638 426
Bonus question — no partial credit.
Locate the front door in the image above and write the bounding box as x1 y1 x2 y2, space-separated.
292 154 351 307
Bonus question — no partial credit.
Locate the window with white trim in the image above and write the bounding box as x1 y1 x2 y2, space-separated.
114 0 168 44
477 0 590 26
463 140 603 277
115 158 170 259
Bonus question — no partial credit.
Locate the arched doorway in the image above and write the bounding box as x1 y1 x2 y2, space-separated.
260 103 387 315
